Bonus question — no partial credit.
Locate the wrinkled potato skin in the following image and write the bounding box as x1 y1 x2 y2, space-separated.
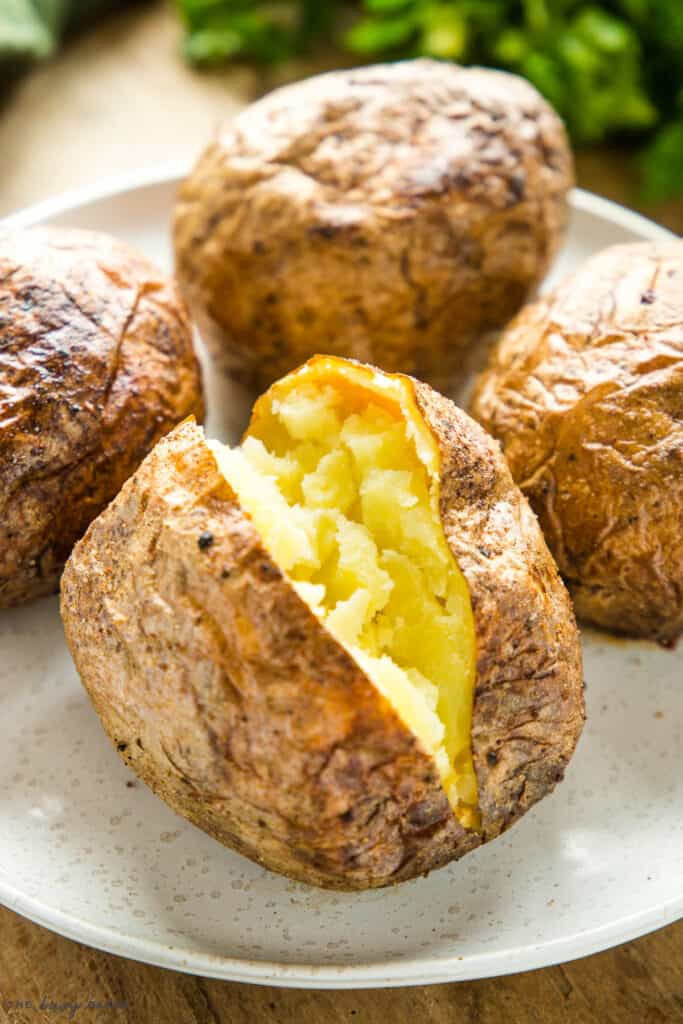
61 368 583 890
173 60 572 393
470 241 683 645
412 381 584 835
0 227 204 608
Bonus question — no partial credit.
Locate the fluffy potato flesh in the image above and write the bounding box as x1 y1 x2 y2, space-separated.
210 361 478 827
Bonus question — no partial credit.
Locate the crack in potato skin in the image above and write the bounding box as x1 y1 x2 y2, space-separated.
470 241 683 646
0 226 205 608
412 381 584 836
61 421 476 890
61 366 583 890
173 60 572 394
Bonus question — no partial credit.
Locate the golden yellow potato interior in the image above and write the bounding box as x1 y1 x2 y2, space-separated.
210 360 478 827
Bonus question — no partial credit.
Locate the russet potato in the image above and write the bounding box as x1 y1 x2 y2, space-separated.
173 60 573 393
471 241 683 645
0 226 204 608
61 357 584 890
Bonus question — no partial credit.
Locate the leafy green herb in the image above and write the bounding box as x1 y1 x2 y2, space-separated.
0 0 57 66
177 0 333 64
641 118 683 202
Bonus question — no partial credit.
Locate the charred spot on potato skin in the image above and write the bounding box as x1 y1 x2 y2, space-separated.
258 561 282 581
308 224 339 241
508 171 526 203
486 750 498 766
658 633 679 651
406 800 446 830
204 211 223 234
296 308 317 327
309 851 329 870
116 741 128 752
198 530 214 550
451 168 473 191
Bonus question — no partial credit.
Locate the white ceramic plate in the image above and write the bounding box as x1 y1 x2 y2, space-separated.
1 167 681 988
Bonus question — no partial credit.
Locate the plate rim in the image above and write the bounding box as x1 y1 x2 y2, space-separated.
1 867 682 988
0 165 679 987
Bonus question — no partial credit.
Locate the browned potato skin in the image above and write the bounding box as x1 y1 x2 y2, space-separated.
0 227 204 608
173 60 573 394
470 241 683 646
61 367 583 890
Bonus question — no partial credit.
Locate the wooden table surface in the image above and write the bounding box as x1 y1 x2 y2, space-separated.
0 4 681 1021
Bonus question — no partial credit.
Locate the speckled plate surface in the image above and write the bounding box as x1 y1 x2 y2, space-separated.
0 168 681 987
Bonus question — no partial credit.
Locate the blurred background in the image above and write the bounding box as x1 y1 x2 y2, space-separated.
0 0 682 231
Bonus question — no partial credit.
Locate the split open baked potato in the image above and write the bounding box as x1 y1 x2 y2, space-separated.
174 59 573 393
0 226 204 608
61 356 584 890
470 240 683 646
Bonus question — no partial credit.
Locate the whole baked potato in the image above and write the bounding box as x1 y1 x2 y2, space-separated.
61 356 584 890
173 59 573 394
470 241 683 646
0 226 204 608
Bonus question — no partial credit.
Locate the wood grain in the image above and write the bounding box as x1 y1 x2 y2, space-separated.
1 907 682 1023
0 3 681 1019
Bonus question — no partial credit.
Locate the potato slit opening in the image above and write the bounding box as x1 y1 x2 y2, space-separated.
211 361 478 827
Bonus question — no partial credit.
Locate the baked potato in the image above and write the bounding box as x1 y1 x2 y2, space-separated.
470 241 683 646
61 356 584 890
173 59 573 394
0 226 204 608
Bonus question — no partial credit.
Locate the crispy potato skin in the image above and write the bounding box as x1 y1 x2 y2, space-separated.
61 373 583 890
470 242 683 645
0 227 204 608
60 420 478 890
173 60 572 393
412 382 583 834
